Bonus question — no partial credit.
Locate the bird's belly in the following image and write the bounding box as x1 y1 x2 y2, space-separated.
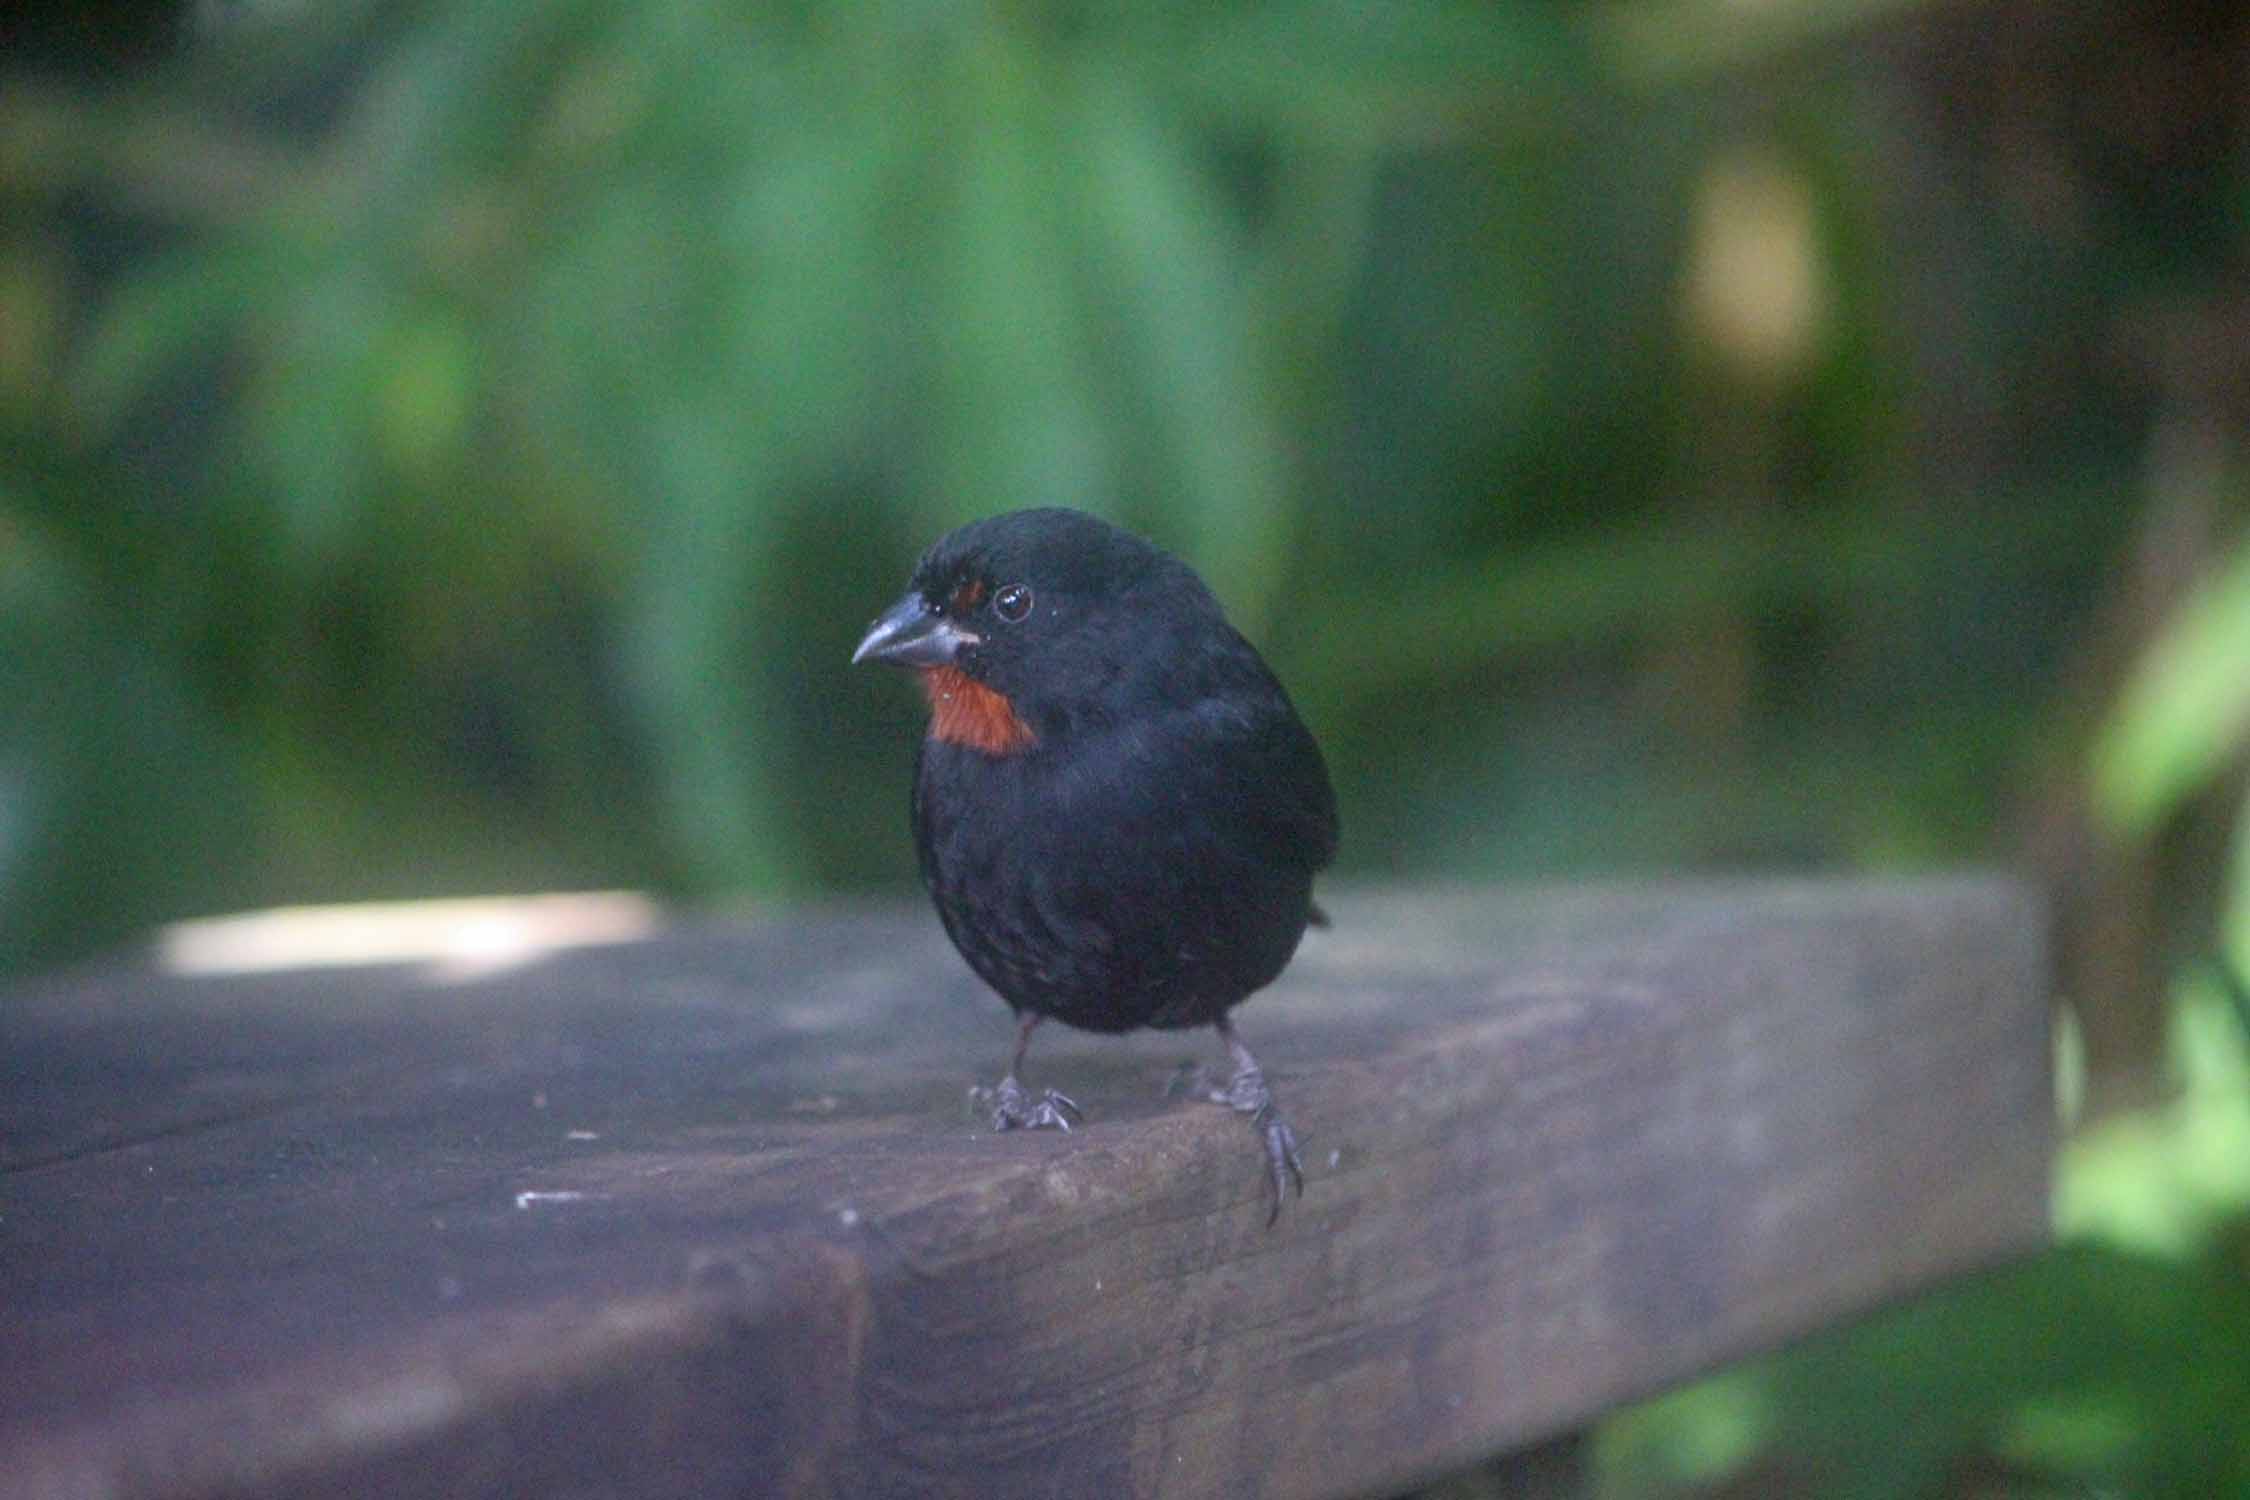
922 815 1309 1034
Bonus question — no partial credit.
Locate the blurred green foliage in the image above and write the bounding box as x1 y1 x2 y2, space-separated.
4 0 2249 1495
2 0 2139 972
1597 975 2250 1499
2095 547 2250 841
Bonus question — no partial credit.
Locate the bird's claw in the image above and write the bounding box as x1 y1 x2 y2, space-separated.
971 1075 1082 1132
1260 1115 1305 1225
1204 1063 1304 1224
1217 1068 1273 1115
1167 1062 1271 1114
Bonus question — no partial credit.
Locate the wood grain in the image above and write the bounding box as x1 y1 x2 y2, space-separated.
0 879 2050 1499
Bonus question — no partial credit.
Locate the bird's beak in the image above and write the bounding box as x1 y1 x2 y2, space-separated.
851 592 978 668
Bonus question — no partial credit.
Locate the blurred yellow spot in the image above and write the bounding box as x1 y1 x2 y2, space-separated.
1680 145 1826 381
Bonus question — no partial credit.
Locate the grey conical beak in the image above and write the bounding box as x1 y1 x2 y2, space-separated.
852 592 978 668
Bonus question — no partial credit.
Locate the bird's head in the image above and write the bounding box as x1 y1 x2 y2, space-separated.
851 507 1217 755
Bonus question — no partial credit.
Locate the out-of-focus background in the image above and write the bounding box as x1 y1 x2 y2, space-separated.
3 0 2246 1494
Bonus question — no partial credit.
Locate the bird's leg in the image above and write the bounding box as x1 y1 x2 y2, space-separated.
970 1012 1082 1132
1207 1015 1304 1224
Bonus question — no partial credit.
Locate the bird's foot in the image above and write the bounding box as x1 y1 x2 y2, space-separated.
970 1074 1082 1132
1201 1064 1305 1224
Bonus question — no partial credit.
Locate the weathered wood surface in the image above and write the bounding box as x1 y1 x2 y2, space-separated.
0 879 2050 1500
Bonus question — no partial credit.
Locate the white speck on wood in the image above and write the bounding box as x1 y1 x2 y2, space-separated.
514 1190 589 1210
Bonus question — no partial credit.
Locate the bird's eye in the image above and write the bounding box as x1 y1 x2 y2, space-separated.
994 583 1033 623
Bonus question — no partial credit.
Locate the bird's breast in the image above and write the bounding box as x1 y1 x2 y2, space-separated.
917 666 1036 756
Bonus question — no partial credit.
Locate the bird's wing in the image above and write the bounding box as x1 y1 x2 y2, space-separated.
1042 673 1336 892
1179 687 1339 879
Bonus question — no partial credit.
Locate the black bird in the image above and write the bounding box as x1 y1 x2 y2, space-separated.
852 508 1338 1220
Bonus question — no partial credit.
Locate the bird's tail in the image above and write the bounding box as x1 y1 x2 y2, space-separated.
1307 900 1331 929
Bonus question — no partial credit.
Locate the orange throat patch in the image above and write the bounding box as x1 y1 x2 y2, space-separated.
919 666 1036 756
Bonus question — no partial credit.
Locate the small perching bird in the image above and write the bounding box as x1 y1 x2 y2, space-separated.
853 508 1338 1221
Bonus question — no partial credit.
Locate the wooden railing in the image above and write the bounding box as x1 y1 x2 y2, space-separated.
0 878 2050 1499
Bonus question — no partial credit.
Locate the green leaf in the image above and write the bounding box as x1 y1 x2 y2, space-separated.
619 396 790 892
928 25 1113 516
0 492 256 972
1594 1373 1771 1492
374 305 478 477
2055 977 2250 1256
69 247 273 432
1147 0 1582 145
1067 68 1291 626
2091 541 2250 838
243 267 390 569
